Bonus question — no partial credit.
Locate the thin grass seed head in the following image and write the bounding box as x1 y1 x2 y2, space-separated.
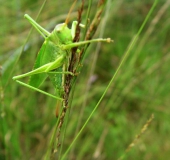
65 0 77 24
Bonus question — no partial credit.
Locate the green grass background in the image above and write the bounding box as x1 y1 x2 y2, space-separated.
1 0 170 159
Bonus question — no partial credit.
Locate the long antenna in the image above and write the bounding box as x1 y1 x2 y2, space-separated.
65 0 77 24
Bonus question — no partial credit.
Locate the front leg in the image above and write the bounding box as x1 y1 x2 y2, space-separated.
71 21 85 39
61 38 113 50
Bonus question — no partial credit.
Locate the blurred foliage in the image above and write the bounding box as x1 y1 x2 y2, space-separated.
1 0 170 160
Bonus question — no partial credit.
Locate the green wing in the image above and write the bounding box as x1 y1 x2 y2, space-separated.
29 40 55 88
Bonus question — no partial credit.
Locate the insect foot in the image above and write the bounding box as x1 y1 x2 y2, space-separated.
73 72 80 76
106 38 114 43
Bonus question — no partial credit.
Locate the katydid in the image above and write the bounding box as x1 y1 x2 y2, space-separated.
13 14 113 106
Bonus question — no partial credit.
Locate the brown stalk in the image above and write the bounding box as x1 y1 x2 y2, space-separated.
56 0 85 150
55 0 108 152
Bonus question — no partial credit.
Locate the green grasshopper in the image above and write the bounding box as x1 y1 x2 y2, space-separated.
13 14 113 106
